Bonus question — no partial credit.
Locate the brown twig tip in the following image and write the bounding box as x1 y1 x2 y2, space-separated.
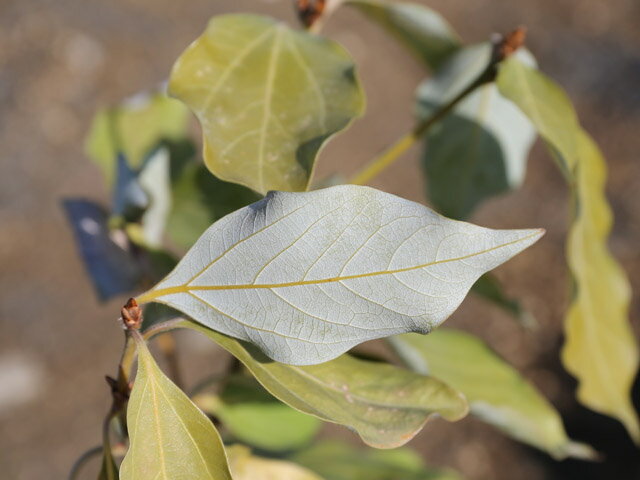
120 297 142 330
295 0 326 29
497 26 527 60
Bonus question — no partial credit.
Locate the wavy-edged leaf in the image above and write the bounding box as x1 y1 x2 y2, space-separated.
227 445 324 480
179 320 468 449
417 44 536 219
86 91 189 185
137 185 543 365
497 58 640 442
390 330 596 459
120 339 232 480
168 14 365 194
292 440 462 480
346 0 460 70
167 162 260 250
194 375 321 451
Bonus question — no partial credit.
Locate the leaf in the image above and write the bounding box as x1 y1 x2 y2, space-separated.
180 320 468 448
292 440 462 480
167 161 260 250
417 44 537 219
226 445 324 480
112 154 148 222
138 147 172 248
194 375 321 451
86 90 189 185
62 199 140 301
168 14 365 194
497 58 640 442
120 339 233 480
390 330 596 459
346 0 460 70
471 274 535 328
138 184 543 365
98 441 119 480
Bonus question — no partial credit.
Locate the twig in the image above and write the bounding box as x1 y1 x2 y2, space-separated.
350 27 528 186
67 445 102 480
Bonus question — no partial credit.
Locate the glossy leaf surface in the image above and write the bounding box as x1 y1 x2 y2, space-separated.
194 375 321 451
292 440 461 480
346 0 460 70
181 320 468 449
138 185 543 365
498 58 640 442
390 330 595 459
417 44 536 219
169 14 365 194
227 445 323 480
120 340 232 480
86 91 189 185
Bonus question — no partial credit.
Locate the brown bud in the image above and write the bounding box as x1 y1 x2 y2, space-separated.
295 0 326 29
121 297 142 330
498 26 527 60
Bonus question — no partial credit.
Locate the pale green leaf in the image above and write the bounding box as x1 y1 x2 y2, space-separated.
138 185 543 365
194 375 321 451
497 58 640 442
346 0 460 70
120 340 232 480
138 147 172 248
179 320 468 449
390 330 596 459
169 14 365 194
292 440 462 480
227 445 324 480
85 91 189 185
417 44 536 219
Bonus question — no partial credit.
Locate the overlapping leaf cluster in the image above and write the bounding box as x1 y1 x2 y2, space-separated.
64 1 639 478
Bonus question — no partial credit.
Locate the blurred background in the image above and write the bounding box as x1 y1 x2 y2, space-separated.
1 0 639 478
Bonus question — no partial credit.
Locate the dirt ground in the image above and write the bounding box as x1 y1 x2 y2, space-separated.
1 0 639 479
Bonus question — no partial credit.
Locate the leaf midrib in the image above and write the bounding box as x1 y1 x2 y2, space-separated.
138 230 540 302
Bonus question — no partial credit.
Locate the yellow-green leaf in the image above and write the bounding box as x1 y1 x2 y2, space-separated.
180 320 468 449
85 91 189 185
497 58 640 442
194 375 321 451
390 330 595 459
346 0 460 70
169 14 365 194
227 445 324 480
120 339 233 480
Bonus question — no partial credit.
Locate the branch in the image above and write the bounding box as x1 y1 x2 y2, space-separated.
350 27 527 186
